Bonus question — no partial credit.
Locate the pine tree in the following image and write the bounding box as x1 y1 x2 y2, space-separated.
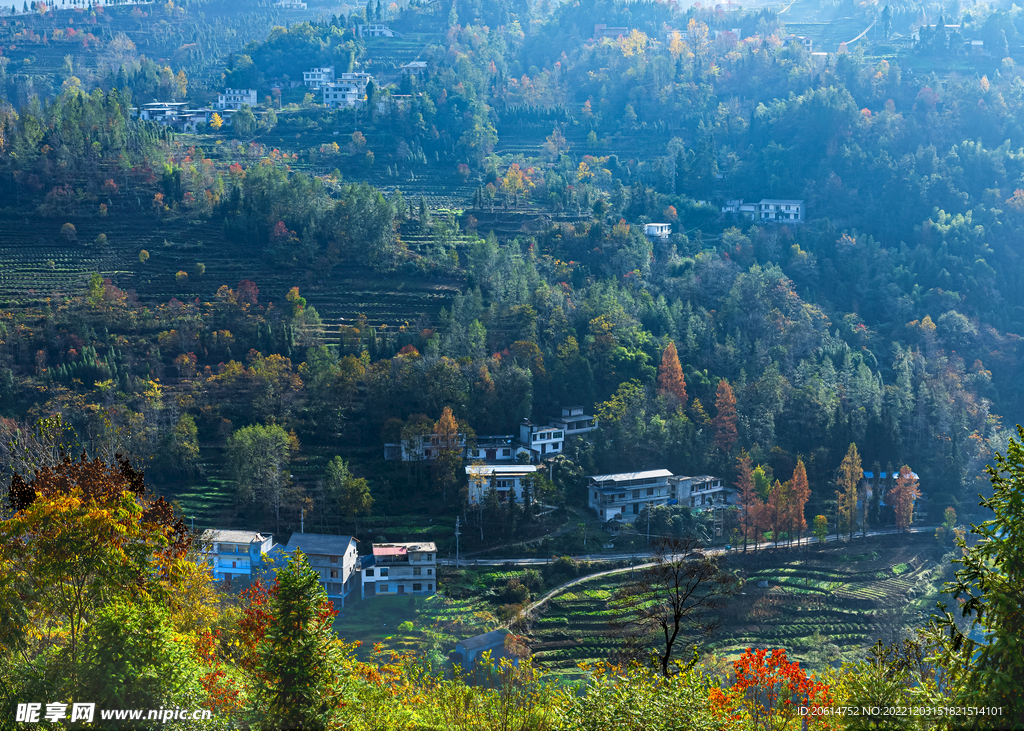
656 341 688 408
712 379 738 454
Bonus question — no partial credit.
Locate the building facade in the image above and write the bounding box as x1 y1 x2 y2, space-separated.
518 419 564 458
644 223 672 239
357 23 395 37
758 199 804 222
467 464 541 505
588 469 674 521
547 406 598 437
216 89 257 111
670 475 733 510
200 530 274 582
361 542 436 598
283 533 360 607
322 73 372 108
303 66 336 88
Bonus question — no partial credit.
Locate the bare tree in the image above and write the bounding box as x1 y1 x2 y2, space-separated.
609 536 737 676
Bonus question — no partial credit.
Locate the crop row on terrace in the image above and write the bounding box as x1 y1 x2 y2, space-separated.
523 539 946 676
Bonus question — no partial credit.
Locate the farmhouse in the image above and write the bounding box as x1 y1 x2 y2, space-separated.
518 418 564 459
669 475 733 510
588 469 674 521
283 533 360 607
453 629 514 668
644 223 672 239
273 0 307 8
216 88 257 111
361 542 436 598
303 66 336 88
200 529 274 582
758 199 804 222
400 61 428 75
593 23 629 39
547 405 598 437
357 23 396 37
322 73 372 109
466 464 541 505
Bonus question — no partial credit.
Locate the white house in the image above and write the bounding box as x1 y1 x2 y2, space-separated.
200 530 274 582
588 469 675 521
467 464 541 505
784 34 813 52
274 0 307 8
547 406 598 437
758 199 804 222
669 475 733 510
593 23 629 39
303 66 336 88
357 23 395 37
322 72 372 108
360 542 436 598
465 434 532 462
518 419 564 458
283 533 360 607
721 199 758 218
644 223 672 240
216 89 257 111
400 61 428 75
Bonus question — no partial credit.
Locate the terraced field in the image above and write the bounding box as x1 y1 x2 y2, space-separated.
525 536 946 677
0 212 463 329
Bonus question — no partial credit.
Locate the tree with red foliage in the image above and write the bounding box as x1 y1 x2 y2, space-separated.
710 647 835 731
236 279 259 306
657 341 688 409
735 452 763 552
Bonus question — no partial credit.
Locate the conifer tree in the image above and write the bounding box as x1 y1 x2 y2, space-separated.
836 443 862 540
789 458 810 545
712 379 737 454
656 341 688 409
254 551 346 730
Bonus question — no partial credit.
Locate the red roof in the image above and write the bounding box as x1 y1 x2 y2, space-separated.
373 546 407 556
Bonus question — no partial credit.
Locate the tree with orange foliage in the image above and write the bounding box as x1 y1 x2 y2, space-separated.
735 452 762 552
432 406 464 504
657 341 688 409
710 647 835 731
712 379 738 454
891 465 920 533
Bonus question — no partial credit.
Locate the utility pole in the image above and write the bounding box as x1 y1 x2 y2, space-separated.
301 508 304 534
454 514 461 568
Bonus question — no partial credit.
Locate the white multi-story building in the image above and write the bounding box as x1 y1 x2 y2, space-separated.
216 88 258 111
547 406 598 437
283 533 360 607
399 61 428 75
758 199 804 222
303 66 336 88
518 419 564 459
322 73 372 108
360 542 436 598
357 23 395 37
588 469 674 521
200 530 274 582
670 475 733 510
721 199 758 218
467 464 541 505
274 0 307 8
644 223 672 239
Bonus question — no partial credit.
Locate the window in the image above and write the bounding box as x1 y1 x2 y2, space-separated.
413 567 421 576
532 434 538 442
427 568 432 575
379 584 388 592
366 569 374 577
619 493 626 499
413 584 422 592
330 569 338 578
632 490 640 499
380 568 389 577
428 583 433 591
647 488 654 495
232 561 236 568
330 556 338 563
426 554 432 561
502 449 511 456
